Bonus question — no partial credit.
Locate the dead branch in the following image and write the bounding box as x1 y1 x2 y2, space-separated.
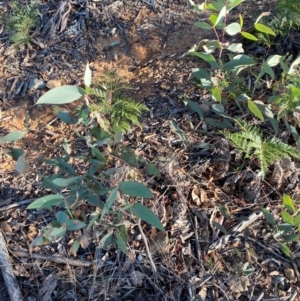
0 231 23 301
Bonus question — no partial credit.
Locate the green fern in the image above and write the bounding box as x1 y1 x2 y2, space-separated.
223 119 298 177
88 72 148 134
111 97 148 132
3 0 39 47
255 5 300 46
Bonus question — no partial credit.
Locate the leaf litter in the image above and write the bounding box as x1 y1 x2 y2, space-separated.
1 0 300 300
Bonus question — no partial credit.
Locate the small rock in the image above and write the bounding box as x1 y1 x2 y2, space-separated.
46 79 61 89
284 267 295 281
28 78 45 90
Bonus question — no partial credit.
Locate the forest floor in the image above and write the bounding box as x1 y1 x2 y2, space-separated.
1 0 300 300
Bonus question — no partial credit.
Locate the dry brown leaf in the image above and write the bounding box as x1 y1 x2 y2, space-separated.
149 231 169 253
79 235 89 249
191 186 208 206
27 225 38 241
130 270 145 286
1 221 13 233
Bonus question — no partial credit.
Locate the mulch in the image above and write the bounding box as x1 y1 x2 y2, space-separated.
1 0 300 300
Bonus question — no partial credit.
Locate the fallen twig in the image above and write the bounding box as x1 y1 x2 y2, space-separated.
0 231 23 301
11 251 92 267
0 199 33 211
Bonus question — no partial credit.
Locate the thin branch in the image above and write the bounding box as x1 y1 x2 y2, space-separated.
11 251 92 268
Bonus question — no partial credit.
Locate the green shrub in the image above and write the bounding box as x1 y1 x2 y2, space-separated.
263 194 300 257
26 65 163 254
2 0 39 47
183 0 299 176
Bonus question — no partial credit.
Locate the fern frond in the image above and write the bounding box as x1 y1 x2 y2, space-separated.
224 119 298 177
3 0 39 47
89 87 106 100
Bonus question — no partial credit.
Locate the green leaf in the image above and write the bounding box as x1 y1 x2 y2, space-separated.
146 163 161 177
37 85 85 105
46 159 77 175
119 181 153 198
101 187 118 219
3 148 24 161
266 55 281 67
192 68 212 89
225 23 241 35
212 87 222 102
278 223 293 232
212 221 227 234
119 225 128 244
228 0 245 10
114 232 128 254
43 226 66 241
194 22 212 30
205 118 233 129
56 211 70 224
184 98 204 119
84 63 92 88
87 195 104 208
188 52 219 69
99 233 114 249
241 31 258 41
32 236 46 246
215 6 227 27
281 211 294 225
130 202 165 231
121 149 137 167
226 43 244 53
66 219 86 231
262 62 275 79
248 100 264 121
219 204 231 219
27 195 64 209
0 130 27 144
262 208 276 226
239 13 243 28
169 120 187 146
52 176 82 187
283 233 299 242
279 243 291 257
56 110 79 124
254 23 276 36
294 215 300 226
283 194 295 213
222 55 256 72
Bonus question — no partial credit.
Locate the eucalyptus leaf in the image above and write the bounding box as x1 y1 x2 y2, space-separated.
130 203 164 231
283 194 295 213
212 221 227 234
37 85 85 105
185 98 204 119
119 181 153 198
248 100 264 121
262 208 276 226
279 243 291 257
241 31 258 41
225 22 241 35
115 232 128 254
254 23 275 36
66 219 86 231
0 130 27 144
27 195 64 209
